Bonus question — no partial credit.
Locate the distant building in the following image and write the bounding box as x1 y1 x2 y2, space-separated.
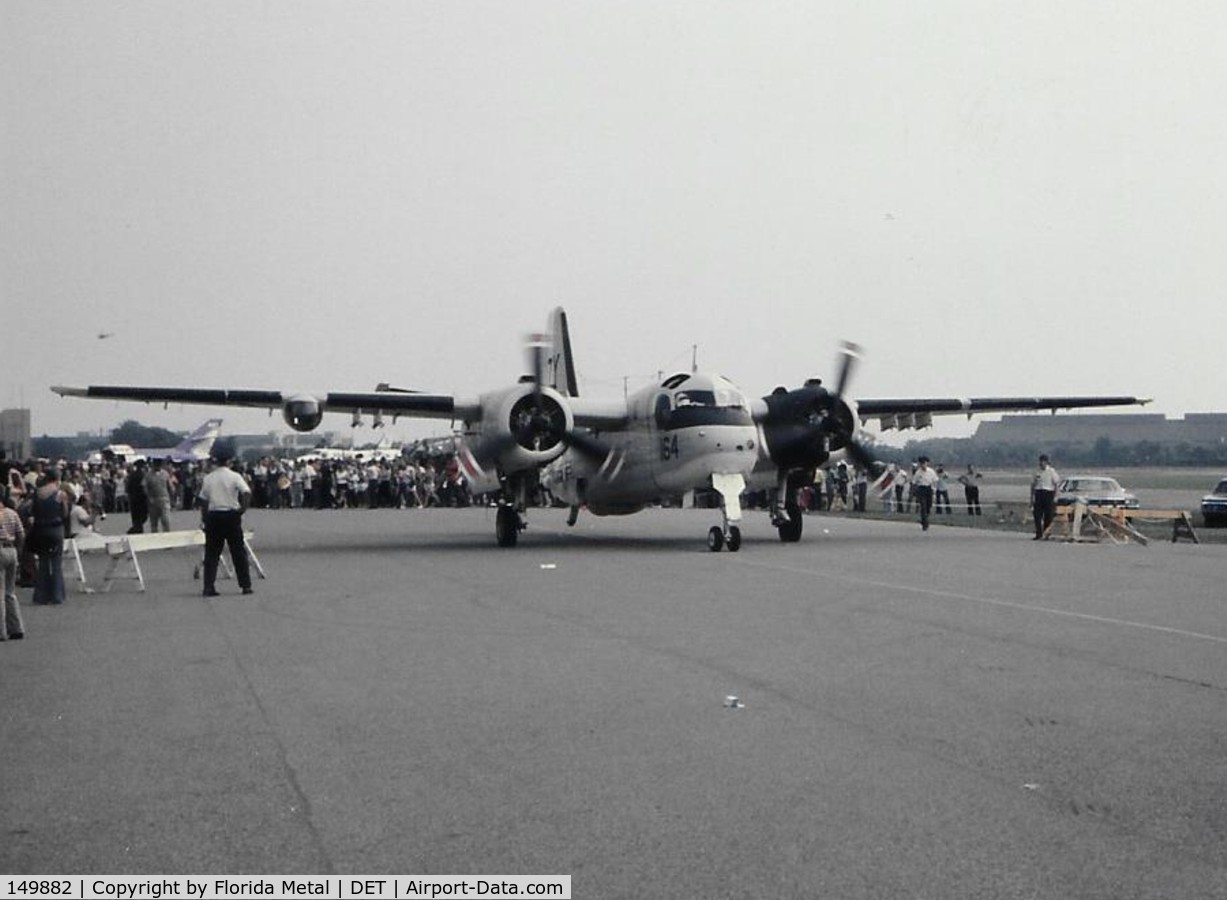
0 408 31 461
974 413 1227 448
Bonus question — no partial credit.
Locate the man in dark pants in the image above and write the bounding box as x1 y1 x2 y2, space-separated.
126 459 149 534
197 454 253 597
911 456 938 531
958 464 983 515
1031 454 1060 540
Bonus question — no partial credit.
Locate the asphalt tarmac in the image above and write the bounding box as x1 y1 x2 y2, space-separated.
2 507 1225 898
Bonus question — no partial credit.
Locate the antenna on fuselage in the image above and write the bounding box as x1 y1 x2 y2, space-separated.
691 344 698 374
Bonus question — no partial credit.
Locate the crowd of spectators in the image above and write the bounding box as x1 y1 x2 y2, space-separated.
1 452 476 521
0 451 480 589
241 455 475 510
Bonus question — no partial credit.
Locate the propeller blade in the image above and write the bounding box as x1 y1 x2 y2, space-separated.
832 340 862 401
461 433 514 474
526 333 548 395
564 429 609 461
842 436 876 470
827 339 875 471
563 429 626 481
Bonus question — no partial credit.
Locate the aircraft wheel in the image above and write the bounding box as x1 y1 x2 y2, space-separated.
496 506 519 548
777 503 803 543
726 526 741 552
707 526 724 552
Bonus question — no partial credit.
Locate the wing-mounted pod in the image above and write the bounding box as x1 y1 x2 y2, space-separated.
283 393 325 432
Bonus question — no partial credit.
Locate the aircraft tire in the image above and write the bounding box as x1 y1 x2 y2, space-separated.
496 506 519 548
707 526 724 552
726 526 741 552
777 503 803 543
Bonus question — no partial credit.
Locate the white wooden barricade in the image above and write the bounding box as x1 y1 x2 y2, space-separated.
66 529 265 593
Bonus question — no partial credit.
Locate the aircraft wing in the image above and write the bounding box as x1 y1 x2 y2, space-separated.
52 385 476 421
568 397 631 431
855 395 1148 430
53 385 632 428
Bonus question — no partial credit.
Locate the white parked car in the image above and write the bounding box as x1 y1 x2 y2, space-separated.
1055 475 1140 509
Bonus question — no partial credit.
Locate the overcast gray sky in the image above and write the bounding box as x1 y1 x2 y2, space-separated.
4 2 1224 446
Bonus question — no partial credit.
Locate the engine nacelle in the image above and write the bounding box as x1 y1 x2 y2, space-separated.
760 385 859 470
469 383 575 474
283 394 325 432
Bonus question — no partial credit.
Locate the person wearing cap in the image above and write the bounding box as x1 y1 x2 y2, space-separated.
197 452 253 597
911 456 940 531
1031 454 1061 540
31 468 71 605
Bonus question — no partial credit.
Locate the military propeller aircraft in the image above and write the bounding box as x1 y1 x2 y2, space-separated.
53 309 1146 550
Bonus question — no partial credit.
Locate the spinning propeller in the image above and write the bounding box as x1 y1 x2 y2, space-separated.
464 335 621 477
762 340 876 471
822 341 875 469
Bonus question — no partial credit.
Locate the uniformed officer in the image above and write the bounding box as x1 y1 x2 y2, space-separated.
197 452 253 597
1031 454 1061 540
911 456 940 531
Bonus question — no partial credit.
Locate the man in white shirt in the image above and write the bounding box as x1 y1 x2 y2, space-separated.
197 454 253 597
1031 454 1061 540
911 456 940 531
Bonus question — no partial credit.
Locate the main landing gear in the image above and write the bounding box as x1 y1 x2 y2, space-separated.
773 500 803 543
494 472 534 548
495 504 525 547
770 470 805 543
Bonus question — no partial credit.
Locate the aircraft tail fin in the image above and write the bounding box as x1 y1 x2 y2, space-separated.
546 307 579 397
173 418 223 459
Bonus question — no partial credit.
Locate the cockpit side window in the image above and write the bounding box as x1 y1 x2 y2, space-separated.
654 393 672 429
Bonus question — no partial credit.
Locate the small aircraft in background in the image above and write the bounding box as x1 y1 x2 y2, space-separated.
296 434 400 463
85 418 224 466
54 310 1146 550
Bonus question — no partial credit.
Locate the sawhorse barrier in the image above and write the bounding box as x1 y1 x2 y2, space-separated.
1043 504 1200 545
68 529 266 593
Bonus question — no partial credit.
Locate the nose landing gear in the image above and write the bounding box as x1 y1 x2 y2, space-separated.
706 472 746 552
707 524 742 552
